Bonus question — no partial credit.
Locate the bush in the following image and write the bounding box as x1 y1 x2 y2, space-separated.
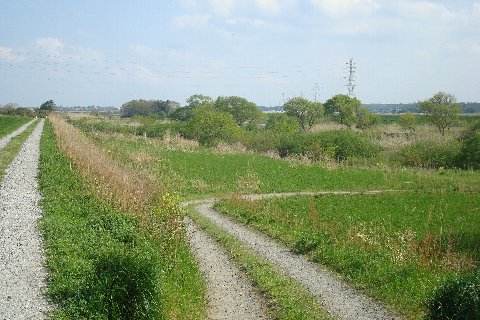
184 105 241 146
278 130 380 161
241 130 282 153
396 140 461 168
457 123 480 169
427 269 480 320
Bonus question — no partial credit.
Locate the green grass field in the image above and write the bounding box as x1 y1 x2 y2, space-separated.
0 115 31 138
69 116 480 319
214 192 480 319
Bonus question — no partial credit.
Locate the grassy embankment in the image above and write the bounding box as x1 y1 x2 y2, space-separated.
0 115 31 139
0 119 37 182
39 118 205 319
70 116 480 319
214 192 480 320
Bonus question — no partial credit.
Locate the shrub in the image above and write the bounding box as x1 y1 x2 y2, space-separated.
184 105 241 146
265 113 300 134
396 140 461 168
457 123 480 169
278 130 380 161
427 269 480 320
241 130 282 153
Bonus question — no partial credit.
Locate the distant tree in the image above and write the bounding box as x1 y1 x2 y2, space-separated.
355 106 379 130
186 94 213 108
169 106 195 121
214 96 260 126
283 97 324 131
265 113 300 134
153 100 179 115
337 99 360 128
39 100 56 112
399 112 417 132
121 99 179 118
184 105 241 146
121 99 154 117
324 94 351 115
419 92 460 135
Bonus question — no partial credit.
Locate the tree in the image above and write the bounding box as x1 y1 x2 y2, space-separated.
419 92 460 135
121 99 179 118
398 112 417 132
265 113 300 134
283 97 324 131
39 100 56 112
337 99 360 128
355 106 379 130
186 94 213 108
324 94 351 115
184 105 241 146
214 96 260 126
153 100 179 115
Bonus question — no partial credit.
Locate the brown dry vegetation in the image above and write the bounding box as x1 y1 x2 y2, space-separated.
49 115 183 238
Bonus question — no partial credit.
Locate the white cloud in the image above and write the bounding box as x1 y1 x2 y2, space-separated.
256 0 281 14
226 17 266 28
0 47 24 62
35 37 64 54
209 0 235 16
173 14 211 29
130 44 157 57
474 3 480 16
34 37 102 63
470 43 480 54
399 1 455 22
310 0 379 16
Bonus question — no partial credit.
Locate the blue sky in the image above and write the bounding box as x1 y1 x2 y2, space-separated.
1 0 479 107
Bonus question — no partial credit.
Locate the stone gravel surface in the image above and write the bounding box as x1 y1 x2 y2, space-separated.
193 195 402 320
0 120 51 319
186 217 270 320
0 119 35 150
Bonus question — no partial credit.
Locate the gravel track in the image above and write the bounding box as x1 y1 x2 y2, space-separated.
186 217 270 320
0 120 51 319
0 119 35 150
190 191 402 320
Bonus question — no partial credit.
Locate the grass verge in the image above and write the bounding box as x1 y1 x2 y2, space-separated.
214 192 480 319
0 119 37 182
188 205 333 320
39 120 206 319
0 115 31 138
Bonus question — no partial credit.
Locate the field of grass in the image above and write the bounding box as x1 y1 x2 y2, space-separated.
66 114 480 319
39 120 206 319
0 119 37 182
0 115 31 138
214 192 480 319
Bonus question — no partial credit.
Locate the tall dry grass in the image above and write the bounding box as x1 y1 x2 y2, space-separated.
49 115 183 238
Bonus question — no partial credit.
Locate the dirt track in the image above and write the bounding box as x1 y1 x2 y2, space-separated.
186 191 402 320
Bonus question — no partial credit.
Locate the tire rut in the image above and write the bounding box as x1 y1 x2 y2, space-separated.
186 217 270 320
188 191 403 320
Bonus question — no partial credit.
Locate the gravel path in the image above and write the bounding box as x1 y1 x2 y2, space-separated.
186 217 270 320
191 192 402 320
0 120 51 319
0 119 35 150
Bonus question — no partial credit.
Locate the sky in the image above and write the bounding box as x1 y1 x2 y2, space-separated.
0 0 479 108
